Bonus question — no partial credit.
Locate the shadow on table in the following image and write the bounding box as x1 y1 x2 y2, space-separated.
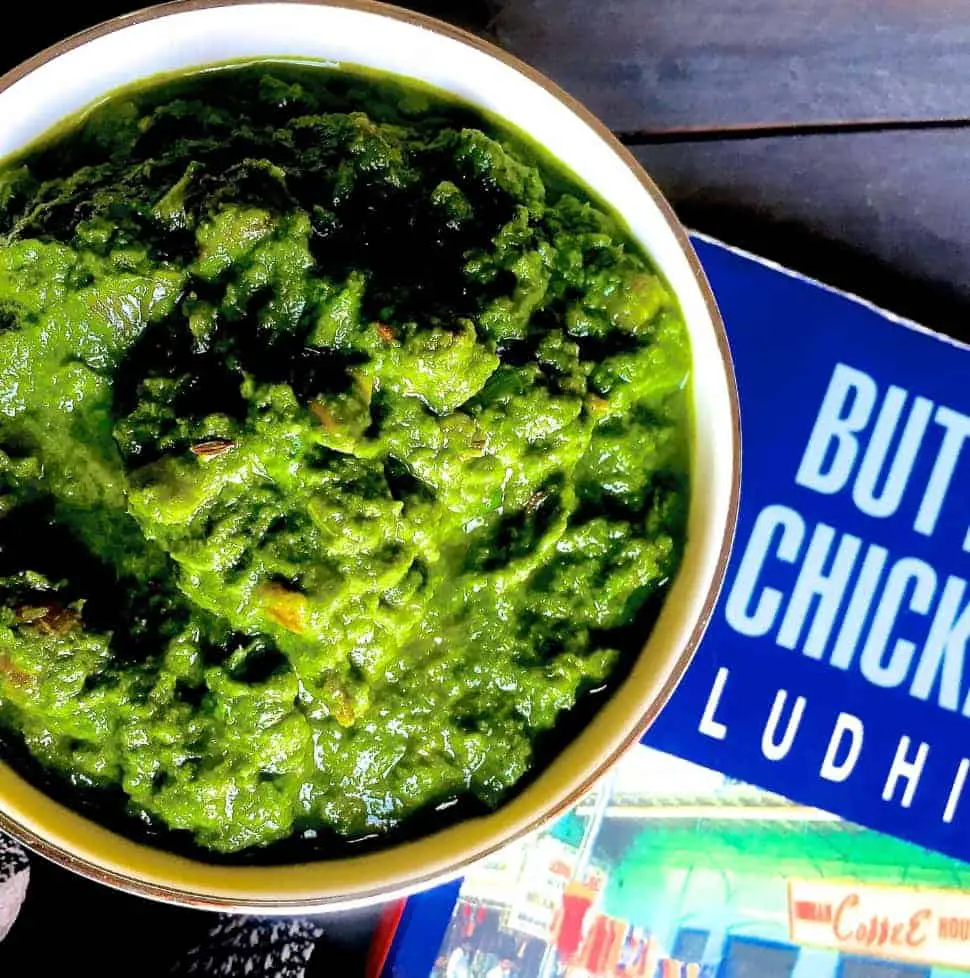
0 855 383 977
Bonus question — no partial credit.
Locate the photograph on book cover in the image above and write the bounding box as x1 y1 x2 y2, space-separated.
422 745 970 978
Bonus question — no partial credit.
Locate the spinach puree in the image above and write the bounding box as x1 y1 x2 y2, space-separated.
0 62 689 854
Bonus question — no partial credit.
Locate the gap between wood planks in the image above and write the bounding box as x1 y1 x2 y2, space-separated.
616 116 970 145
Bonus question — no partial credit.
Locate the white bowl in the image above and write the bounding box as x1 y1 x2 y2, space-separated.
0 0 740 911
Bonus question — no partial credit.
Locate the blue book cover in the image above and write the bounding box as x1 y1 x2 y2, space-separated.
650 234 970 857
377 235 970 978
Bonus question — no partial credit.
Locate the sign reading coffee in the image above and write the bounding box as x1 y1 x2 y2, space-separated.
788 878 970 968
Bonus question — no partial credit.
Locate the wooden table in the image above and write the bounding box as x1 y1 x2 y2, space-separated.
0 1 967 973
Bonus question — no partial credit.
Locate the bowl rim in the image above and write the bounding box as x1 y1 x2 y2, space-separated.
0 0 741 911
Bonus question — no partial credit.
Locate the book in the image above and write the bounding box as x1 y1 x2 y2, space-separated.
377 744 970 977
375 234 970 977
649 234 970 859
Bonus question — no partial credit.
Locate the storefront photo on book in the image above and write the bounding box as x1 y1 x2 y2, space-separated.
400 745 970 978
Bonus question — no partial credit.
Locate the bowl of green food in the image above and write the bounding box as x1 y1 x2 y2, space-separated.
0 0 739 910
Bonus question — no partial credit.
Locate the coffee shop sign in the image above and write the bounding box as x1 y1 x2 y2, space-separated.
788 878 970 968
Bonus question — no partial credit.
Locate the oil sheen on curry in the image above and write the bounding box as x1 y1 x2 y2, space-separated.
0 63 690 855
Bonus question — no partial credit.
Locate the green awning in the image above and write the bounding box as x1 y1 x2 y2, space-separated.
612 819 970 889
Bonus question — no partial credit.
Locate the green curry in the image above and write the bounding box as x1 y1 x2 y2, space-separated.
0 62 690 855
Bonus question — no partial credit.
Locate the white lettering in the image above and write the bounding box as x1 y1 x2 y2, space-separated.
777 524 860 658
853 388 933 518
761 690 806 761
944 759 970 824
725 505 805 637
916 406 970 536
796 364 877 496
829 545 888 670
699 667 730 741
859 558 937 688
820 713 865 783
883 736 929 808
909 575 970 712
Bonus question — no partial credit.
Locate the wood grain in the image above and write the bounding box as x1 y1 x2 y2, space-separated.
492 0 970 132
7 2 970 133
632 128 970 340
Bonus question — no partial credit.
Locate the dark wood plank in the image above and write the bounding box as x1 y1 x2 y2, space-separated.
632 128 970 340
6 2 970 134
493 0 970 132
